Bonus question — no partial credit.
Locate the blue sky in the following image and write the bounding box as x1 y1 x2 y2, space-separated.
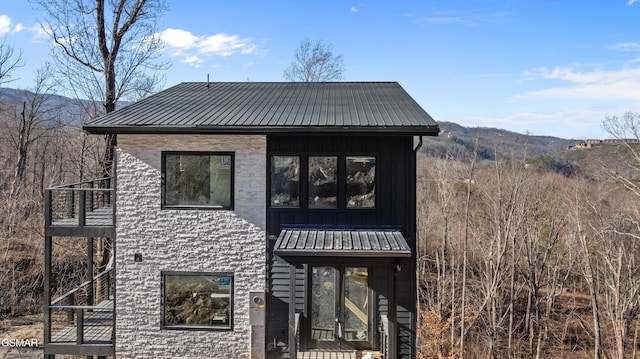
2 0 640 139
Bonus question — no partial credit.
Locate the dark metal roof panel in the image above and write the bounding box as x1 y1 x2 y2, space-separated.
273 229 412 258
84 82 439 134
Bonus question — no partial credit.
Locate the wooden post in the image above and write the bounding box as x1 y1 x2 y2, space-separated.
104 177 111 206
45 190 52 227
68 292 75 322
76 309 84 344
88 181 94 211
88 237 94 306
66 185 75 219
44 235 52 344
79 190 86 227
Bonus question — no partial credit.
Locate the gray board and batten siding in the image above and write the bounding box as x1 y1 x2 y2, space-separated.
266 133 421 358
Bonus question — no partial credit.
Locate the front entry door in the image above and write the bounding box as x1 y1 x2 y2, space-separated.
310 266 373 350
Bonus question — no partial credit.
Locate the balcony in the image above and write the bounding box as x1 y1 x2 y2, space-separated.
43 177 115 358
44 177 115 238
44 268 115 357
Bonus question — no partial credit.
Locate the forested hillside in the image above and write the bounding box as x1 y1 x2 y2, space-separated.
0 87 108 321
415 118 640 358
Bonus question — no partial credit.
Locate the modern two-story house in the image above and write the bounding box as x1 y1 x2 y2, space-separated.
43 82 438 359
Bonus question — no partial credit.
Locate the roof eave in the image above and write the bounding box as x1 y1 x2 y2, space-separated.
82 125 440 136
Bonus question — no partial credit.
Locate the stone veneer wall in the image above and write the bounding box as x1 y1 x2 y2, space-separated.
115 134 266 359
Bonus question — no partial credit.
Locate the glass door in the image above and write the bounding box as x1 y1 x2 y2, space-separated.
310 266 373 350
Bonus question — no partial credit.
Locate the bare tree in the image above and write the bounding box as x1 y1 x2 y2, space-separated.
0 38 23 86
34 0 169 177
35 0 168 112
283 38 345 82
1 66 62 234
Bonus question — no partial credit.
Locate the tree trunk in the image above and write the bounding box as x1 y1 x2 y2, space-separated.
581 235 602 359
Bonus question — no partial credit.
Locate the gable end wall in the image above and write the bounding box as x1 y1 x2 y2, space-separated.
115 134 266 359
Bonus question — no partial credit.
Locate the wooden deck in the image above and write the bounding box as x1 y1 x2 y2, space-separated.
297 351 381 359
51 300 114 345
51 206 114 227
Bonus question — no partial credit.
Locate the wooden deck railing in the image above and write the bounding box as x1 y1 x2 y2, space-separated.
48 268 114 346
44 177 114 232
51 267 113 308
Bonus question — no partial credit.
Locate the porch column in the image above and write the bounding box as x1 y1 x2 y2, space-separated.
388 262 397 359
288 263 297 359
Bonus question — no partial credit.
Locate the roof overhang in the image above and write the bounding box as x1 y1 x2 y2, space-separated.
83 125 440 136
82 82 440 136
273 228 412 258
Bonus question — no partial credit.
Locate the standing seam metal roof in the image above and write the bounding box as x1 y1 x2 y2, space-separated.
273 228 412 258
83 82 439 134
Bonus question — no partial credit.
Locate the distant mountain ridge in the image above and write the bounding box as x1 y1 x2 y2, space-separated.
0 87 132 127
1 87 575 159
421 121 576 161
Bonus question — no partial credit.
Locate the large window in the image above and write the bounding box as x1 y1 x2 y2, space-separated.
271 156 300 207
162 272 233 330
270 155 376 209
163 152 233 209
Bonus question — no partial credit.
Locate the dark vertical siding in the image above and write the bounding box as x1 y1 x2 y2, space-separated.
266 134 417 358
267 237 306 349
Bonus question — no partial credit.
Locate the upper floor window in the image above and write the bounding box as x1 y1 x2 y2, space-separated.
271 156 300 207
162 152 234 209
308 156 338 208
270 155 376 209
346 156 376 208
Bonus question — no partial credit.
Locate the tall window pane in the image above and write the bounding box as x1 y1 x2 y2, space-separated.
271 156 300 207
346 156 375 208
164 153 233 209
308 156 337 208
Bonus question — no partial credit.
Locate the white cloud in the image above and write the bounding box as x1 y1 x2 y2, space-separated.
13 23 24 33
425 9 512 25
516 66 640 101
445 108 615 139
628 0 637 5
350 6 359 13
198 33 256 56
157 28 257 66
183 55 204 65
611 42 640 51
0 15 11 35
159 28 198 50
24 24 49 43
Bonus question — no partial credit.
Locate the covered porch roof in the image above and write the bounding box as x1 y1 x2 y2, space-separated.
273 228 412 258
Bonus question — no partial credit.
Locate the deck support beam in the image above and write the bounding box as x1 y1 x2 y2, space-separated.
44 235 52 345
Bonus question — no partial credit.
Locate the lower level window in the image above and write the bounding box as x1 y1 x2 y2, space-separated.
162 272 233 330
